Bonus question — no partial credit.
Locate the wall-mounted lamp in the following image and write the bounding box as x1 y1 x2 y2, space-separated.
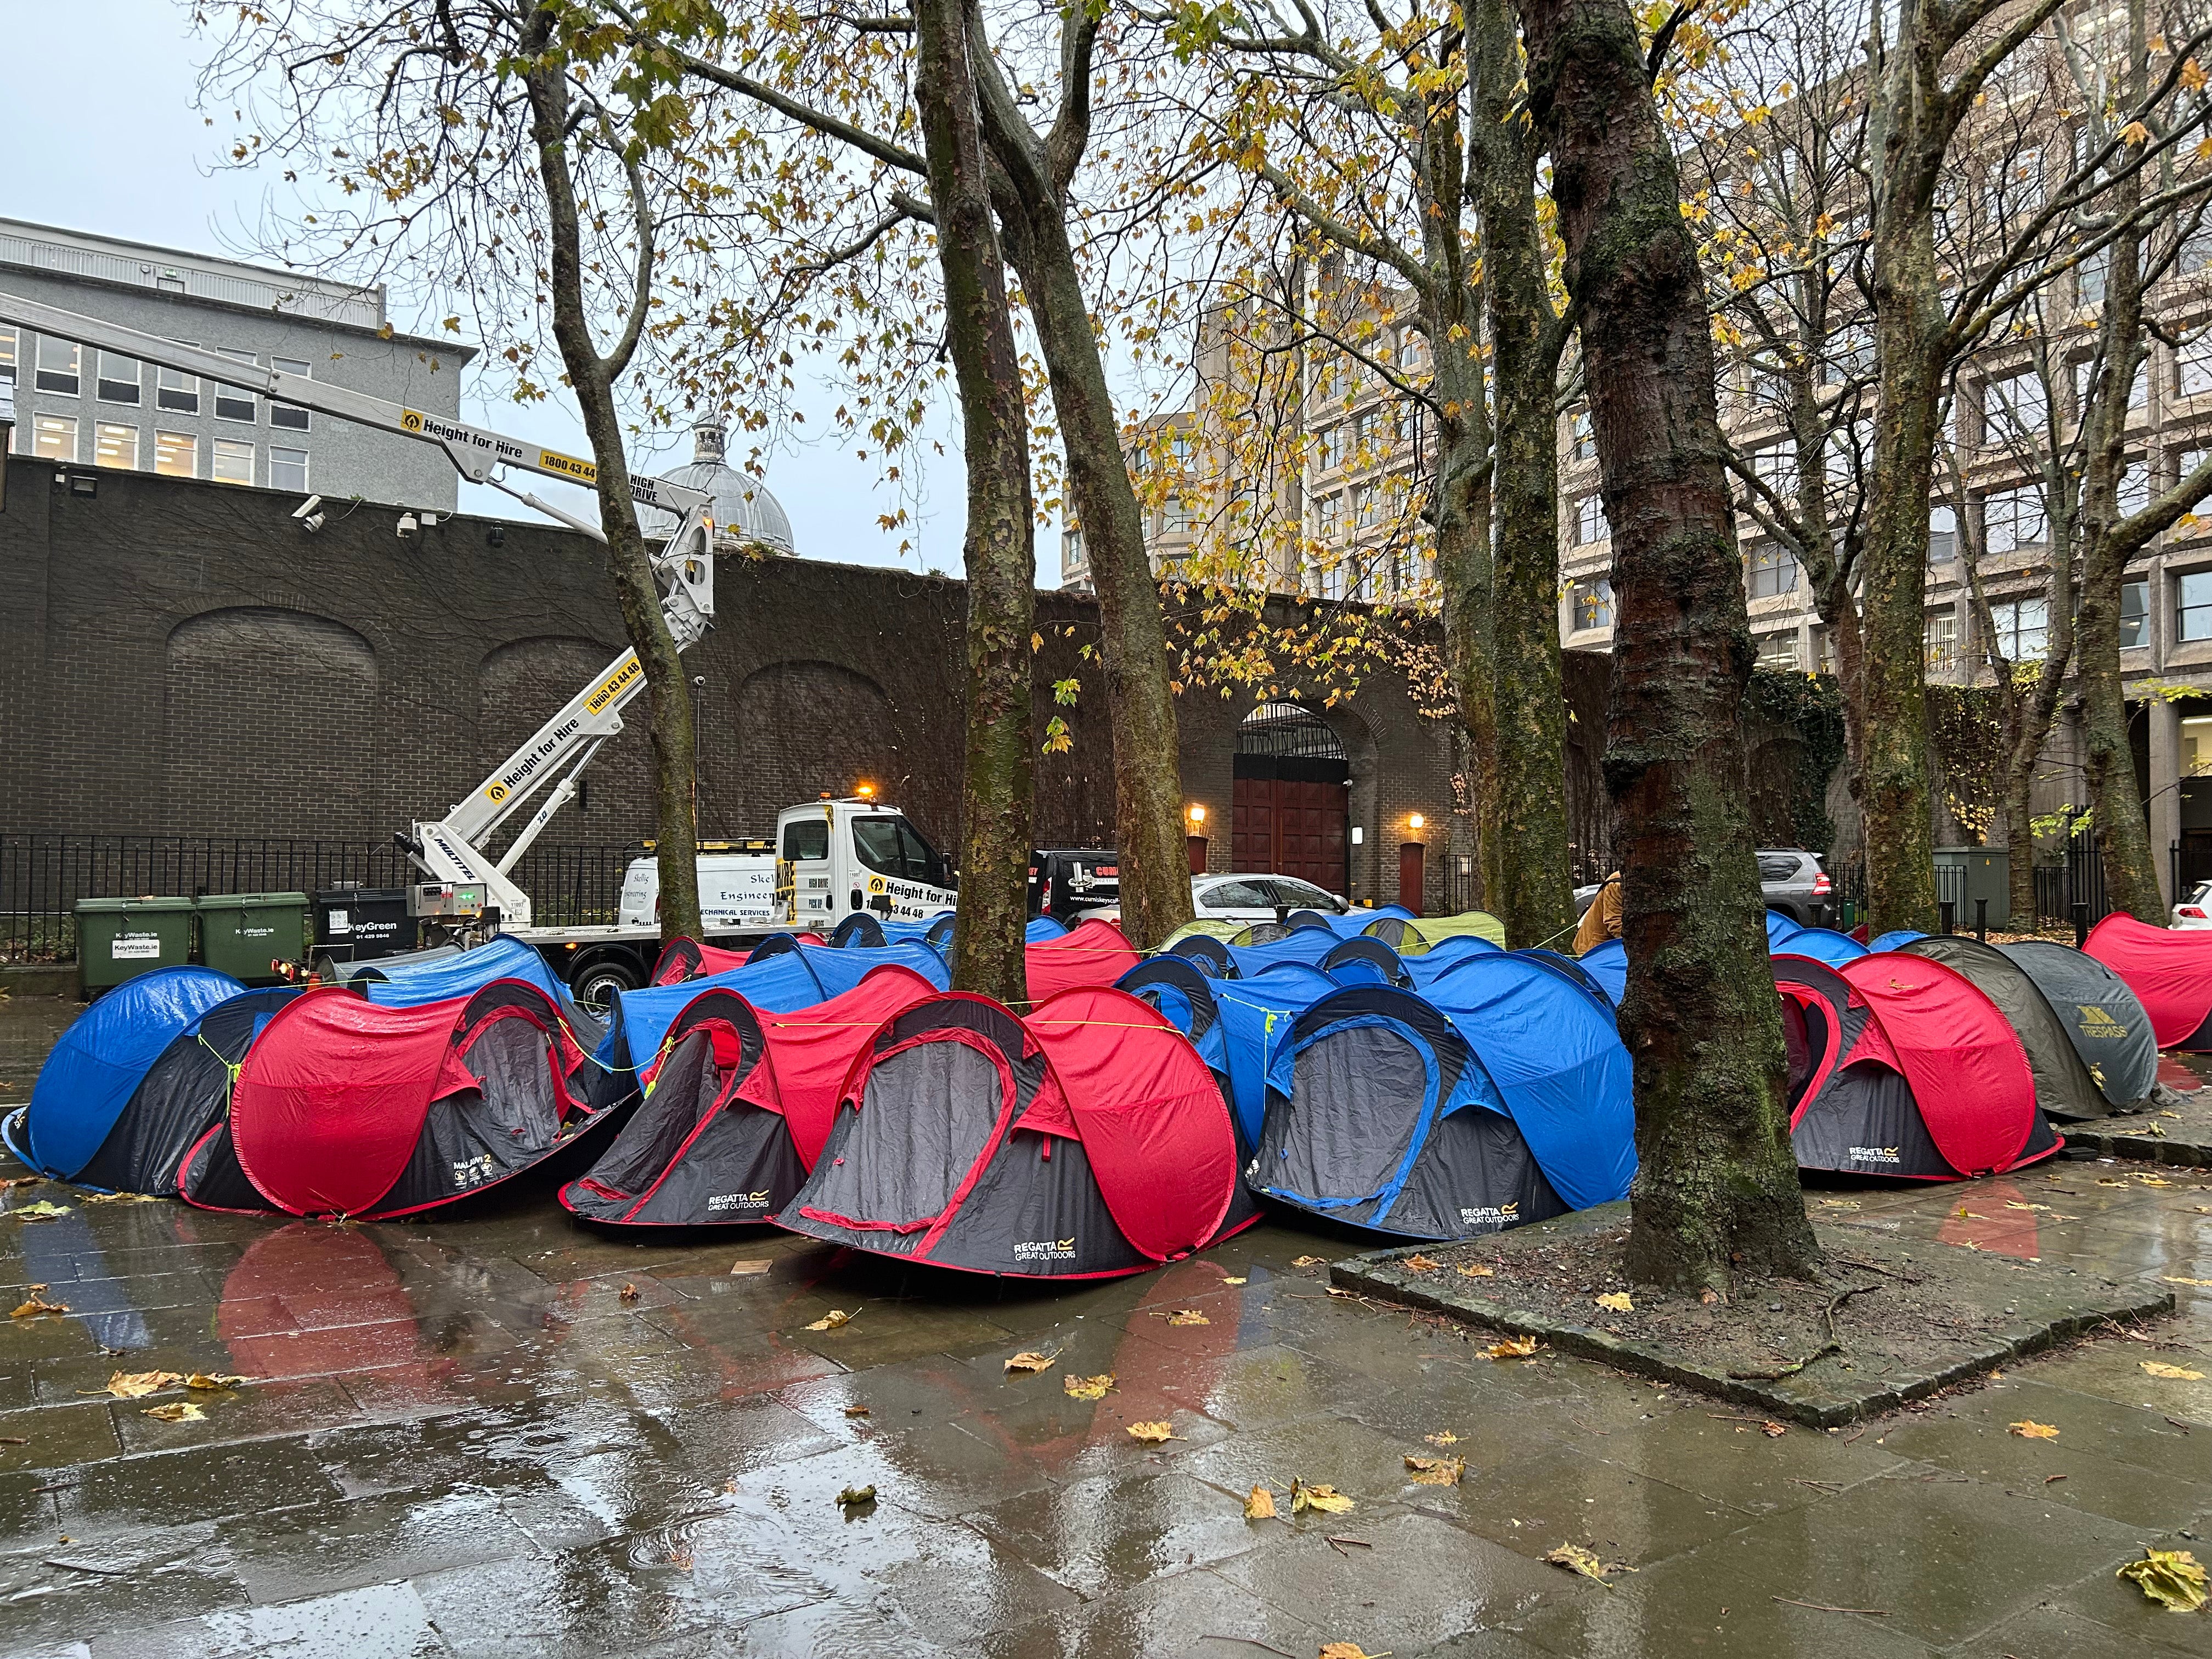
1407 812 1426 832
1187 804 1206 826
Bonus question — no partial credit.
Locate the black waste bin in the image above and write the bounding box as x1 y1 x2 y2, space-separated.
312 888 419 964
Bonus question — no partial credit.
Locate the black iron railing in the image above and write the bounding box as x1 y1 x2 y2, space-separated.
0 832 639 961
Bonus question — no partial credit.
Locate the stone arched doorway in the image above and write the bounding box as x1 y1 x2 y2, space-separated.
1233 702 1350 893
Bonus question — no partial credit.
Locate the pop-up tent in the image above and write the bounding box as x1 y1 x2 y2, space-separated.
1995 939 2158 1108
1901 935 2118 1120
182 979 606 1218
1870 929 1928 953
1511 949 1619 1019
1162 918 1242 951
354 935 608 1061
1025 918 1141 1001
2085 912 2212 1049
1576 939 1626 1007
1227 929 1342 976
776 986 1250 1277
560 964 940 1226
1781 928 1870 968
1321 935 1412 986
651 936 751 985
1401 934 1504 989
1118 957 1231 1084
1166 934 1237 977
1373 911 1506 950
5 967 251 1184
1772 952 2058 1180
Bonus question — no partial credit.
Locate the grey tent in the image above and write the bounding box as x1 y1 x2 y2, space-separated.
1900 935 2113 1120
1994 939 2159 1110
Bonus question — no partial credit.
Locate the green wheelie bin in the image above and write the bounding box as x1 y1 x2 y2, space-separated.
74 895 195 997
196 891 309 985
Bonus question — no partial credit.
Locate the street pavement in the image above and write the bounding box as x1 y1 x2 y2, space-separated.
3 991 2212 1657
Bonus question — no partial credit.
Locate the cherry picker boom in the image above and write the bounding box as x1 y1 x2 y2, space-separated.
0 289 716 930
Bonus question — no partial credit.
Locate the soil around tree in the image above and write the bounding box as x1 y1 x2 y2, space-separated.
1335 1200 2173 1426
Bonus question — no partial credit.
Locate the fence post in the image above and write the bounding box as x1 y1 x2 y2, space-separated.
1939 900 1955 935
1975 897 1987 941
2072 901 2089 949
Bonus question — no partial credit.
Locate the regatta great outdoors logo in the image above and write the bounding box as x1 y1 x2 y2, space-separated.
2075 1005 2130 1038
1848 1146 1903 1165
1457 1202 1520 1229
1012 1238 1077 1261
706 1192 772 1214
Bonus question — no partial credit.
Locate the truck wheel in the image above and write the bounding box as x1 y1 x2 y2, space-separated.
571 956 642 1013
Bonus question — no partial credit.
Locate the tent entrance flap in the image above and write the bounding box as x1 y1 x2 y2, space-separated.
1260 1018 1435 1211
1792 1061 1957 1178
798 1036 1013 1232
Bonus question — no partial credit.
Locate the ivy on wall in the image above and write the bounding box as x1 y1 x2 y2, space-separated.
1744 670 1847 851
1925 685 2007 847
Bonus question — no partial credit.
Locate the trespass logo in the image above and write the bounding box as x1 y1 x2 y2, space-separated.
2075 1005 2130 1039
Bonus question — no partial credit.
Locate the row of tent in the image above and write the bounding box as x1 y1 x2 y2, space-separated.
10 900 2211 1282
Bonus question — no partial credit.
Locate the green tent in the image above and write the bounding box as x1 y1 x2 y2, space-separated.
1364 911 1506 952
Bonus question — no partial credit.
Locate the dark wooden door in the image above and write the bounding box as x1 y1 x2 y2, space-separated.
1398 841 1425 915
1233 774 1347 894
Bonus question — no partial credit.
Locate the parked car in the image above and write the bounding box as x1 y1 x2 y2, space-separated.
1030 848 1120 922
2174 879 2212 929
1189 873 1352 925
1573 848 1833 929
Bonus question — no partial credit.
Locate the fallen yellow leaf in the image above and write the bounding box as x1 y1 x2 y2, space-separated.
1223 1276 1248 1285
2008 1420 2060 1439
1127 1420 1179 1444
1318 1645 1379 1659
101 1370 184 1400
2119 1546 2209 1612
1293 1255 1327 1268
142 1402 205 1423
1595 1292 1633 1313
618 1283 640 1302
805 1309 854 1332
836 1484 876 1508
1290 1480 1355 1515
2143 1361 2207 1380
9 1295 67 1318
1003 1351 1057 1374
1064 1373 1115 1401
1455 1263 1495 1278
1760 1420 1787 1438
2165 1277 2212 1287
1166 1309 1210 1327
184 1374 250 1390
1243 1485 1277 1519
1546 1542 1618 1585
2005 1201 2052 1212
1486 1335 1541 1360
10 1200 71 1220
1425 1430 1460 1447
843 1404 870 1417
1404 1254 1442 1273
1404 1453 1465 1485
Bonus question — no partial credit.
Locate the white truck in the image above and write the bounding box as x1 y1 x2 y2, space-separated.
0 291 953 1007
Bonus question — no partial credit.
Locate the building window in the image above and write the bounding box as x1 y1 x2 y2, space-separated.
1751 442 1798 501
1573 493 1610 546
1983 371 2045 441
1988 596 2049 659
0 326 15 385
2181 337 2212 400
1354 483 1378 531
157 351 200 415
2180 569 2212 642
215 350 256 422
2080 249 2109 307
155 430 198 478
2121 579 2150 648
1571 579 1613 632
1982 486 2047 554
2076 355 2149 414
32 413 77 461
94 422 138 470
1925 610 1959 670
36 338 80 396
1316 492 1344 543
1165 496 1197 533
1747 543 1800 599
212 438 254 486
2120 459 2151 516
1570 409 1595 460
1756 631 1801 670
96 353 139 404
1930 503 1959 562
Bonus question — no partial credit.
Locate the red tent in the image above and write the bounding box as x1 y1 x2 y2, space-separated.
1773 952 2059 1180
182 980 605 1219
559 963 940 1226
650 936 752 985
1025 917 1141 1002
777 985 1249 1277
2084 912 2212 1049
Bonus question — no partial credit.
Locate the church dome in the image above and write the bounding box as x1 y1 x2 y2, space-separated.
642 421 794 553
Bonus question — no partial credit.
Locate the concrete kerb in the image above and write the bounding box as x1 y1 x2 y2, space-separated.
1331 1213 2175 1430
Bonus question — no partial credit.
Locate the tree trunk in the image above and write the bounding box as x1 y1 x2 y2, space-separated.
913 0 1036 1001
1523 0 1818 1289
995 201 1194 952
518 24 701 941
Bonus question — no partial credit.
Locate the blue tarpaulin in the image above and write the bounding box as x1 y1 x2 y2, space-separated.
1425 953 1637 1211
362 935 568 1008
12 967 244 1178
1778 927 1869 967
1224 930 1344 977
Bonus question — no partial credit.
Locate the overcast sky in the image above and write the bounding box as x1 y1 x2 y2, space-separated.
0 2 978 575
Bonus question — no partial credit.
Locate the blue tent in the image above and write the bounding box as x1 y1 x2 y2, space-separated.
1777 927 1868 967
1425 953 1637 1212
361 935 567 1008
1401 934 1505 988
1209 964 1340 1146
1028 915 1069 941
1225 930 1343 978
1576 939 1626 1007
1251 981 1582 1240
1870 929 1927 953
1511 949 1618 1019
1166 934 1237 977
7 967 244 1180
1765 910 1805 950
1321 935 1411 987
1116 957 1231 1085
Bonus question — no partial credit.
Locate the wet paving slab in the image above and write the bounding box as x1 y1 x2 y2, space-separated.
8 992 2212 1654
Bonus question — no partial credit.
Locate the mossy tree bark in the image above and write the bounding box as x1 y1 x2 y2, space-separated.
1522 0 1818 1289
518 8 700 941
913 0 1036 1001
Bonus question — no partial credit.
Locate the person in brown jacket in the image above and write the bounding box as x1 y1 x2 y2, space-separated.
1572 872 1623 956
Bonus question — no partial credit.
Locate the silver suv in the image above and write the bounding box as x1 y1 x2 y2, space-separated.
1574 849 1833 928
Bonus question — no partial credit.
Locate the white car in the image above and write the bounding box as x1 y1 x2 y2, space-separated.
1083 873 1352 928
2174 880 2212 928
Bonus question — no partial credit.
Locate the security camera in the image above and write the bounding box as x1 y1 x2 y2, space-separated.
292 494 323 520
298 510 325 533
396 511 418 539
